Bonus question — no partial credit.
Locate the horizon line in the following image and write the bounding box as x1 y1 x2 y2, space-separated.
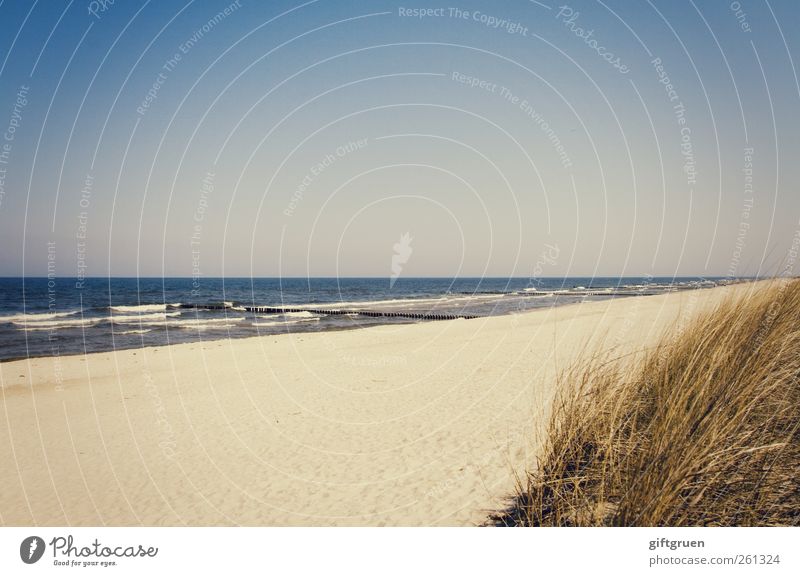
0 275 759 280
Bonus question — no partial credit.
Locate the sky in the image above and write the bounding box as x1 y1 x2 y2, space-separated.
0 0 798 278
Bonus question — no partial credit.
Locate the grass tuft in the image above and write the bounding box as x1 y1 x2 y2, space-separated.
496 280 800 526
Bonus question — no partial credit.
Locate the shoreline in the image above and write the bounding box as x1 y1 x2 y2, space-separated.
0 280 767 525
0 279 746 366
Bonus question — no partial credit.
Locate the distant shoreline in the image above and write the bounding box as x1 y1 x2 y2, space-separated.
0 277 751 363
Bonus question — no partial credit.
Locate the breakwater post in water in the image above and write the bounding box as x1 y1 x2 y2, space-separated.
178 303 478 321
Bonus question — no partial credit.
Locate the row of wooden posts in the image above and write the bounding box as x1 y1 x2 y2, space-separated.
179 303 478 321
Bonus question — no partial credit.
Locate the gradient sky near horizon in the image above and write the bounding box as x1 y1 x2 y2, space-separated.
0 0 798 278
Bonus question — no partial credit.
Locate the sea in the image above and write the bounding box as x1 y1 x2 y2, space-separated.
0 276 734 361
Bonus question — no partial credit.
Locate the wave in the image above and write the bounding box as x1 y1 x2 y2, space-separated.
165 317 247 330
252 317 320 327
13 317 104 330
116 329 152 335
285 311 317 318
257 311 318 319
515 291 555 298
110 312 181 323
0 310 81 323
176 323 241 331
109 303 181 313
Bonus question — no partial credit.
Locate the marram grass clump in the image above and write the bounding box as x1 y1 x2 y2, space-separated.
498 280 800 526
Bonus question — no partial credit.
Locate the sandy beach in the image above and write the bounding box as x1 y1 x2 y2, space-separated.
0 282 759 526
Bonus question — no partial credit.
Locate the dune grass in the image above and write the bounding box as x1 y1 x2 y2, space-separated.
497 279 800 526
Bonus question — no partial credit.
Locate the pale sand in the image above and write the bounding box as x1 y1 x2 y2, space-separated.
0 282 760 526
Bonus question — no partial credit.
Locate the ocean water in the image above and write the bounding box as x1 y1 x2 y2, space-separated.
0 276 730 361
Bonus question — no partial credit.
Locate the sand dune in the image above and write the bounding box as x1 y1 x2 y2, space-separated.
0 282 759 526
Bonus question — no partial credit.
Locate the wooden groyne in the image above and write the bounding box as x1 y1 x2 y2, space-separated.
178 303 477 321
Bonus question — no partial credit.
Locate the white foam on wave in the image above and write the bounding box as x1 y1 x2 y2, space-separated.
117 329 152 335
252 316 320 327
518 292 555 298
13 317 103 330
100 315 247 331
177 323 240 331
168 317 247 330
282 311 317 319
110 312 181 323
1 310 80 323
110 303 180 313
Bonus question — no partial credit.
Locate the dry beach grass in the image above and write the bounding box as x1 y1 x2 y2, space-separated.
499 279 800 526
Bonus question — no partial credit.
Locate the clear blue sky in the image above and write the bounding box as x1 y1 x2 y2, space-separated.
0 0 798 278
